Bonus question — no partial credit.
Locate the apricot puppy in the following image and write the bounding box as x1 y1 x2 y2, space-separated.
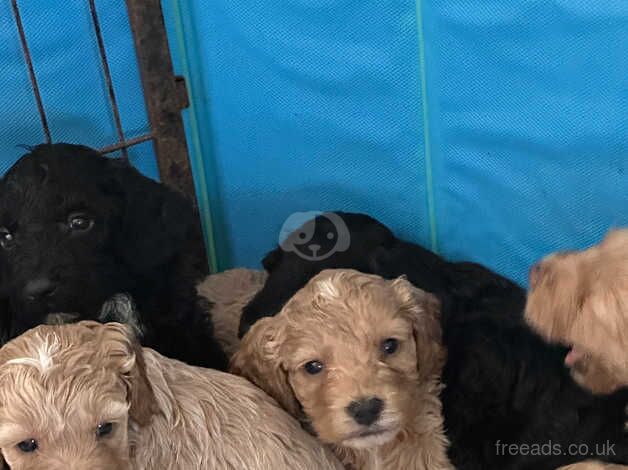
525 228 628 394
232 269 453 470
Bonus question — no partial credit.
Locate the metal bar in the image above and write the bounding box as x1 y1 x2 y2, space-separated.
126 0 207 271
11 0 51 143
98 132 153 154
125 0 196 198
88 0 128 160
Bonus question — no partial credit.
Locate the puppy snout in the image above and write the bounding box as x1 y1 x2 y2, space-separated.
346 397 384 426
528 262 542 288
23 278 57 301
308 243 321 253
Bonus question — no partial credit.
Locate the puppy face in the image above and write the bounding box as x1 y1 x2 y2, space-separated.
232 269 444 450
0 144 195 338
525 229 628 393
0 321 154 469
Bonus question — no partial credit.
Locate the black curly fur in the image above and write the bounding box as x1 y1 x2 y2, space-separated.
0 143 226 370
240 211 628 469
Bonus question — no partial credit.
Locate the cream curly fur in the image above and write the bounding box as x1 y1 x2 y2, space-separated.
561 463 628 470
526 228 628 394
0 321 342 469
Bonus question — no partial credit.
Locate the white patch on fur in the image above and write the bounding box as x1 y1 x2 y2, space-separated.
101 400 130 421
341 428 400 449
316 278 341 300
45 312 79 325
99 293 144 338
6 333 59 373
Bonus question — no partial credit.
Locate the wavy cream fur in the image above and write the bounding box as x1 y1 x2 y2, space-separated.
526 228 628 394
0 321 342 470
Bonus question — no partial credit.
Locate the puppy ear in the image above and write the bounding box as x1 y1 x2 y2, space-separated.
109 160 197 273
230 317 300 416
100 322 157 426
392 277 446 382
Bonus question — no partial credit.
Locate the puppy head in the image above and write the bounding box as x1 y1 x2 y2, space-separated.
0 143 197 337
232 269 444 449
0 321 155 469
238 212 397 338
525 229 628 393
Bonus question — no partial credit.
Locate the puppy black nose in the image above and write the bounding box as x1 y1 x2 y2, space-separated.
23 278 56 301
346 397 384 426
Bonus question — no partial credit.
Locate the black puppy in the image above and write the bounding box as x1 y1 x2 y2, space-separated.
370 239 527 323
0 143 226 369
239 212 522 335
239 211 628 469
238 211 396 337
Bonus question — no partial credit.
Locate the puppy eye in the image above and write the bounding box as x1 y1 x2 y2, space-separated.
304 360 324 375
0 228 14 249
96 422 114 438
381 338 399 355
16 438 37 453
67 213 94 232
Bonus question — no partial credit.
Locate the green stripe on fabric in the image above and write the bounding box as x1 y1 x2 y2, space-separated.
414 0 439 253
171 0 219 273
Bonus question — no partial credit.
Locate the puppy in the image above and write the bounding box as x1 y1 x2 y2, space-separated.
238 212 628 469
239 212 525 337
238 212 396 337
232 269 453 470
0 321 343 470
0 143 226 369
198 268 267 358
526 228 628 394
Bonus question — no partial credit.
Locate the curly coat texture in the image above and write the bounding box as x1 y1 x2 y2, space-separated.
562 464 628 470
232 269 453 470
526 228 628 394
0 143 226 369
237 212 628 469
198 268 267 358
0 321 343 470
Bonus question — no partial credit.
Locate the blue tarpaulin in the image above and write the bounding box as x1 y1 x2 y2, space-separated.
2 1 626 285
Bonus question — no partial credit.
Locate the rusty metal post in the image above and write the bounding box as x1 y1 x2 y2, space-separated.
125 0 208 269
125 0 196 200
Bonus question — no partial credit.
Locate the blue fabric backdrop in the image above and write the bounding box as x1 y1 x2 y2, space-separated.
164 0 627 284
1 1 626 285
0 0 159 177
